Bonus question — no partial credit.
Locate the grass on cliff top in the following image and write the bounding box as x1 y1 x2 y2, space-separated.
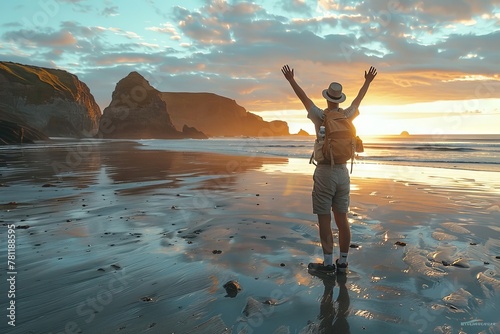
0 62 78 102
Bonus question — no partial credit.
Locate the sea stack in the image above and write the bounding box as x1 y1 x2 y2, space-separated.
98 72 192 139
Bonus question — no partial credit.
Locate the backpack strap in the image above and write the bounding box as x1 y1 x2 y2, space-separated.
309 151 317 165
330 144 335 169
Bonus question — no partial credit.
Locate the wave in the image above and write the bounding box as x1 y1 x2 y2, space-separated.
263 144 310 148
363 144 499 152
364 156 500 165
137 138 499 172
412 146 477 152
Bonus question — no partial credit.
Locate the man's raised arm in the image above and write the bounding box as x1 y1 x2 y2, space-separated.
281 65 314 111
351 66 377 107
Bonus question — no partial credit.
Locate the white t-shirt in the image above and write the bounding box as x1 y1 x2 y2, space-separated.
307 103 359 136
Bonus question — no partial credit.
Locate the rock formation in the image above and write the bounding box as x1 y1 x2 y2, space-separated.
295 129 310 136
182 125 208 139
98 72 207 139
0 119 48 145
0 62 290 141
161 92 289 137
0 61 101 138
100 71 288 139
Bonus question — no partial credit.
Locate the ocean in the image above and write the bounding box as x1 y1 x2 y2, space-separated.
2 134 498 193
137 134 500 173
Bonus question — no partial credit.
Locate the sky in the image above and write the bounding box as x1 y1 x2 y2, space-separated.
1 0 499 135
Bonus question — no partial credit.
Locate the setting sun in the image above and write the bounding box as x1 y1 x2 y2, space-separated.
259 96 500 136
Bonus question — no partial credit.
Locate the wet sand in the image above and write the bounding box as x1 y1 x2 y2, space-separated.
0 140 499 334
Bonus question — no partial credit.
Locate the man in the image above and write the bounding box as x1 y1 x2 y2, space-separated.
281 64 377 274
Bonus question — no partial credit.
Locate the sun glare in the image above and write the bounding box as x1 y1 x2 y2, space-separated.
352 113 395 135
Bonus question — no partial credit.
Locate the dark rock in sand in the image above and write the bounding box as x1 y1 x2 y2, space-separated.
16 225 30 229
0 61 101 137
395 241 407 246
223 280 241 297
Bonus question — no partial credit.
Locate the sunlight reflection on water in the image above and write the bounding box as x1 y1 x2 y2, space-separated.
257 158 500 195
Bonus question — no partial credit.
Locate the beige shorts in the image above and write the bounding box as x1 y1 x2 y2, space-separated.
312 164 350 214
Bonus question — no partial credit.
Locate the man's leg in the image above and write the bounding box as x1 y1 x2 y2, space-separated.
333 212 350 253
318 213 334 257
333 211 350 271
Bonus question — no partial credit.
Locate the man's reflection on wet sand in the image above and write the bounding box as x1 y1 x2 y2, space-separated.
310 271 351 333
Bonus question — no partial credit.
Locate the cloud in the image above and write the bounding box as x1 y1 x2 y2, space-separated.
146 23 181 40
172 6 233 45
83 52 164 66
3 29 77 47
101 6 119 17
279 0 313 16
0 0 499 117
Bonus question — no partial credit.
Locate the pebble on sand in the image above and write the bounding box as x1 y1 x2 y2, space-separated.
223 280 241 297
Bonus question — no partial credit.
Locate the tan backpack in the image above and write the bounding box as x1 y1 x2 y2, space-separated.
310 108 363 173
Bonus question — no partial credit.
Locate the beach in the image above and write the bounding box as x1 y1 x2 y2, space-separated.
1 139 499 334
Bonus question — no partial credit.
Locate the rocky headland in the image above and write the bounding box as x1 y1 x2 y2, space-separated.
0 62 291 144
161 92 289 137
0 61 101 139
99 72 289 139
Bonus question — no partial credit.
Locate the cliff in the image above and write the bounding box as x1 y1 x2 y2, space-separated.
0 119 49 145
99 71 286 139
0 61 101 138
98 72 207 139
161 92 289 137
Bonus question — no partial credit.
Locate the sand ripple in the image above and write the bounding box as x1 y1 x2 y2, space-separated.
442 288 477 312
432 230 457 241
441 222 471 235
404 248 447 278
477 271 500 295
190 314 230 334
